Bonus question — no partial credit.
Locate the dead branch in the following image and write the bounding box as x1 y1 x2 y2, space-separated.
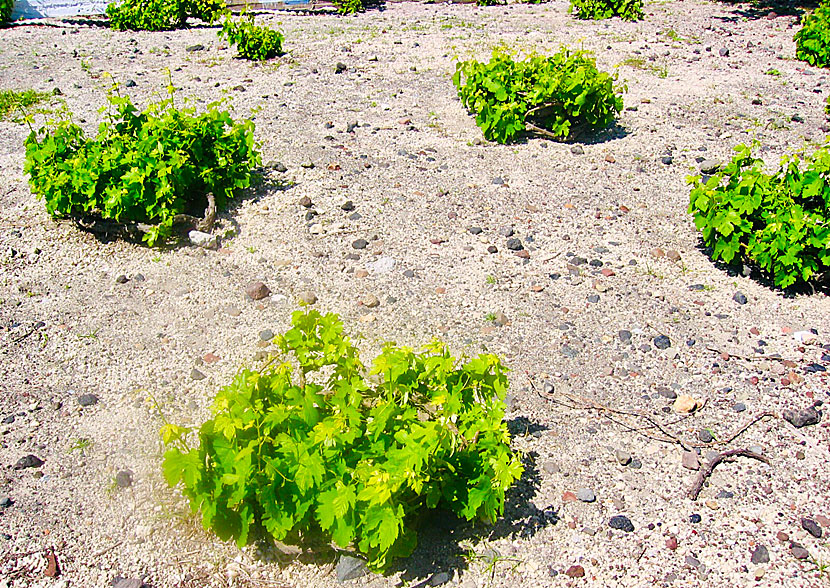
688 448 770 500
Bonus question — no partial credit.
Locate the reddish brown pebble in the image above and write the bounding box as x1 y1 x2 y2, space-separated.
666 536 678 550
782 326 793 334
567 520 577 529
651 247 665 258
605 155 616 163
815 515 830 527
749 376 759 385
203 353 220 364
750 327 760 335
354 269 369 278
429 238 446 245
435 287 446 294
777 531 789 542
530 284 544 292
619 205 630 213
721 352 730 361
515 250 530 259
781 378 791 386
565 565 585 578
601 268 616 277
562 491 578 502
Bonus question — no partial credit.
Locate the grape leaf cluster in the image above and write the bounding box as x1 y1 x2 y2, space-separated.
24 86 259 246
689 143 830 288
453 48 623 144
162 310 523 570
569 0 643 21
106 0 225 31
794 0 830 68
219 14 284 61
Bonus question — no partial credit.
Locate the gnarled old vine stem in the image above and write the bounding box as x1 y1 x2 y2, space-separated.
688 448 771 500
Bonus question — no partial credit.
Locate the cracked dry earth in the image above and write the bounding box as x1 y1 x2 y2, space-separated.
1 0 830 586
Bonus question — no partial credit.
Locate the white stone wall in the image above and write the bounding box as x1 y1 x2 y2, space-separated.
11 0 110 19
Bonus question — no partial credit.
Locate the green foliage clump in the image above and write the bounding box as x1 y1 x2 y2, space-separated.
332 0 363 15
1 0 13 24
162 310 523 571
569 0 643 21
689 144 830 288
219 15 283 61
106 0 225 31
476 0 506 6
453 48 623 144
24 86 259 246
794 1 830 68
0 89 55 120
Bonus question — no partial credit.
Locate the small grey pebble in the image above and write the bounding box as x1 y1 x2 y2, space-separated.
653 335 672 350
259 329 274 341
751 545 770 565
698 429 713 443
587 294 600 303
78 393 99 407
576 488 596 503
191 368 206 381
733 291 748 305
0 496 12 508
732 402 747 412
609 515 634 532
352 238 368 249
719 47 730 57
115 470 133 488
802 518 823 538
571 145 584 155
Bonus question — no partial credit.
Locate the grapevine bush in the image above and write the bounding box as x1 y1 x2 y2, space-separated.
106 0 225 31
219 14 284 61
794 0 830 68
689 144 830 288
453 48 623 144
24 86 259 246
162 310 523 570
570 0 643 21
1 0 13 24
332 0 363 14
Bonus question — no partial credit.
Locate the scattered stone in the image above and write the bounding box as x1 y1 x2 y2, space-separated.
362 294 380 308
790 543 809 560
299 196 313 208
685 555 701 568
674 395 700 414
298 291 318 305
336 554 367 581
816 515 830 528
272 162 288 173
689 513 702 524
571 145 584 155
615 449 632 466
341 200 355 211
751 545 770 565
682 450 700 470
802 518 823 538
245 281 270 301
562 491 578 502
428 571 451 586
654 335 672 350
115 274 128 284
186 44 205 52
661 156 673 165
587 294 600 303
609 515 634 533
468 226 483 235
700 159 721 174
666 536 678 550
719 47 730 57
783 406 821 428
565 565 585 578
0 496 12 508
651 247 665 258
619 330 632 343
115 470 133 488
113 579 145 588
666 250 681 262
733 291 748 305
335 62 347 74
577 488 596 503
793 330 818 345
259 329 274 341
224 305 241 317
777 531 789 542
717 490 735 499
189 230 218 249
352 238 368 250
191 368 206 381
543 461 560 474
657 386 677 400
492 311 509 326
733 402 747 413
492 176 505 185
754 567 765 581
78 393 99 407
13 455 44 470
506 238 523 251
